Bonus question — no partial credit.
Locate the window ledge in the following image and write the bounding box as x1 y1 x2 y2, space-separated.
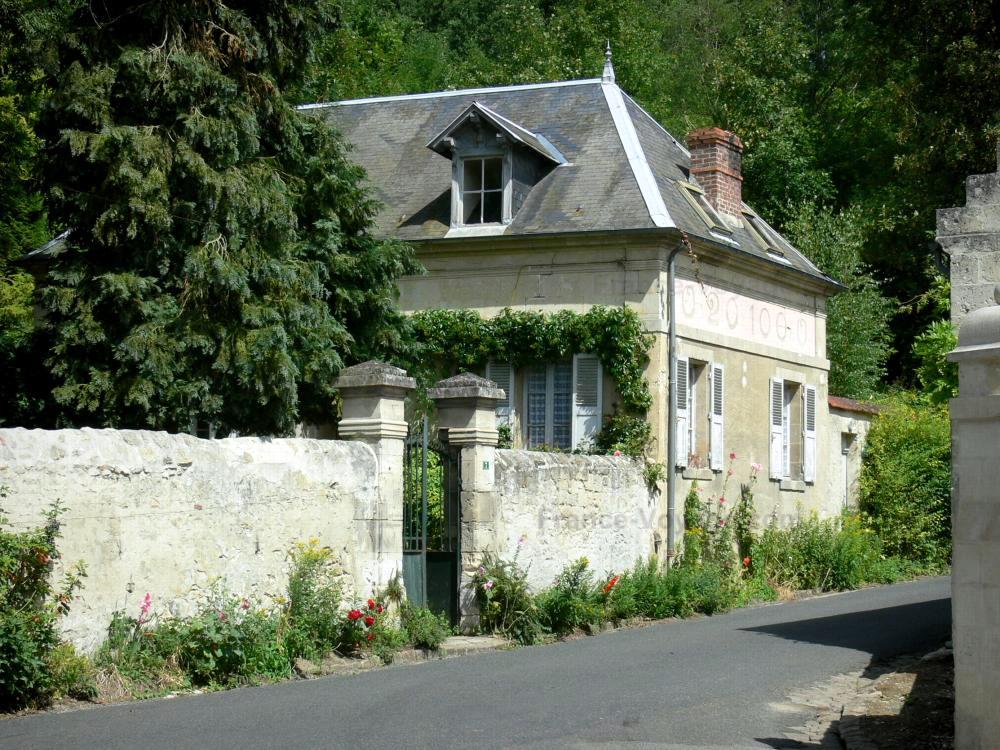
681 468 714 481
779 479 806 492
444 225 508 238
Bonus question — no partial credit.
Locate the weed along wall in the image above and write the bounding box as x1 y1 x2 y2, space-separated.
491 451 657 588
0 428 386 651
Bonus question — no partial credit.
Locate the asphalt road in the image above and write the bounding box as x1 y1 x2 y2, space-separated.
0 577 951 750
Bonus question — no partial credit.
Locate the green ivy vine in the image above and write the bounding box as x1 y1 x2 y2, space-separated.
402 306 654 413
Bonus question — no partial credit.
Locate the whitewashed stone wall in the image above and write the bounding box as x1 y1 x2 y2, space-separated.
490 450 657 589
0 428 385 651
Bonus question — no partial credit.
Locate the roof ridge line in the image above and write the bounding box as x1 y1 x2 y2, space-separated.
601 82 675 229
297 78 602 109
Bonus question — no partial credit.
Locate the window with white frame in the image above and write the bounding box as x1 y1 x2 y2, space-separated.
524 354 602 450
674 357 725 469
460 156 505 225
768 378 816 483
678 181 731 236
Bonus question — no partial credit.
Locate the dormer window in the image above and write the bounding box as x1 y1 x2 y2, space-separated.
742 209 790 263
427 101 565 234
462 156 505 224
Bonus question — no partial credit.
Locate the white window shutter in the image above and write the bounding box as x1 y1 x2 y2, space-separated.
769 377 784 480
486 361 514 426
572 354 602 448
675 357 690 468
709 363 724 470
803 384 817 483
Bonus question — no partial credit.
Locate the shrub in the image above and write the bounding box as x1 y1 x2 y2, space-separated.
751 513 888 591
859 393 951 566
536 558 601 635
401 604 451 650
0 499 86 710
282 539 343 660
47 643 97 701
471 552 543 645
594 414 651 457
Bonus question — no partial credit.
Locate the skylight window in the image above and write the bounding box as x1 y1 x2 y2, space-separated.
679 181 730 235
742 210 788 261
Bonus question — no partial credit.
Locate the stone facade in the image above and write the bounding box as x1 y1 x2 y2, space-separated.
938 146 1000 327
0 428 380 651
491 450 656 589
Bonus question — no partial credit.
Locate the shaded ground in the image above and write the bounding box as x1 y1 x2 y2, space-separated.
849 649 954 749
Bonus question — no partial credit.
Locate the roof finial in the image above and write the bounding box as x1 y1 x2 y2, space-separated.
602 40 615 83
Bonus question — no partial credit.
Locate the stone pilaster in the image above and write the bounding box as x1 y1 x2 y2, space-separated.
427 373 505 632
948 290 1000 750
335 361 415 594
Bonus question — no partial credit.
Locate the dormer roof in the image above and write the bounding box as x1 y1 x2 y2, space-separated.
426 101 565 165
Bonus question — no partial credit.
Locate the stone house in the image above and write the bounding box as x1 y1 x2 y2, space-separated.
303 56 864 550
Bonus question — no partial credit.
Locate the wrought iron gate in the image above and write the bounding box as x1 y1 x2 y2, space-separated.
403 416 461 623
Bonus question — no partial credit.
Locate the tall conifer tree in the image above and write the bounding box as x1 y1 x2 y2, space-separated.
37 0 417 433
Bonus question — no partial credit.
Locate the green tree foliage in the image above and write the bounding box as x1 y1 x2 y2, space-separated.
859 394 952 566
784 204 894 398
35 0 418 433
908 274 958 405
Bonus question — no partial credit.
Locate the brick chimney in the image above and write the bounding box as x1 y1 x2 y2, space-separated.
686 127 744 217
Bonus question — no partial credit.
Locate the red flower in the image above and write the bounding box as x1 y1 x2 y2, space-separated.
348 609 363 621
367 598 376 610
603 575 620 595
742 556 751 568
376 604 383 614
367 632 375 642
364 615 376 627
729 452 736 459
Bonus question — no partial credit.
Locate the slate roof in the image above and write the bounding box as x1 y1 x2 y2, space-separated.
303 78 835 287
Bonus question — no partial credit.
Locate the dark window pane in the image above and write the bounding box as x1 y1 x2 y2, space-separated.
463 192 482 223
484 157 503 189
463 159 482 191
483 191 502 223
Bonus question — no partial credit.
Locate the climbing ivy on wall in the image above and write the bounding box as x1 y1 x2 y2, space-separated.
403 306 654 413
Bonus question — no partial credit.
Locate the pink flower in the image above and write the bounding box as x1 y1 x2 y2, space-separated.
751 462 763 473
729 452 736 460
613 450 622 457
477 566 486 576
241 598 250 610
719 497 726 504
138 593 152 624
484 580 495 591
517 535 527 547
727 469 733 477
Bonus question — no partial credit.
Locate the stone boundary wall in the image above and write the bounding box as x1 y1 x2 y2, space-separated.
490 450 657 589
0 428 386 651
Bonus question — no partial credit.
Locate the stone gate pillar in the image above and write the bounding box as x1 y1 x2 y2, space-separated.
427 374 504 631
335 361 415 594
948 289 1000 749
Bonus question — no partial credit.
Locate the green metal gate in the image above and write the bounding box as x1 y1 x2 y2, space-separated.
403 416 461 623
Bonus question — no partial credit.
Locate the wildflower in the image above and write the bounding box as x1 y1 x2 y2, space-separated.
727 469 733 477
613 450 622 457
367 598 376 610
718 519 727 527
348 609 363 621
719 497 726 504
241 598 250 610
751 462 762 472
376 604 383 614
477 566 486 576
367 633 375 642
742 556 751 568
729 452 736 460
364 615 375 627
484 580 495 591
218 611 228 623
517 535 527 546
603 576 620 595
139 592 153 623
